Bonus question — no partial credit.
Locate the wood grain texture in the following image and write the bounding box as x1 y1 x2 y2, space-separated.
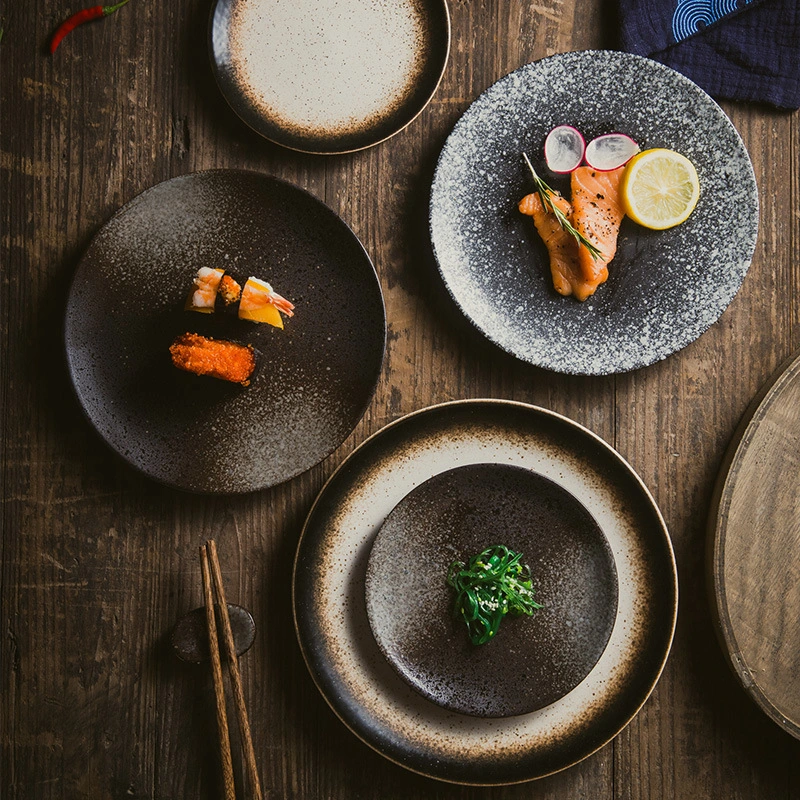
709 352 800 740
1 1 799 799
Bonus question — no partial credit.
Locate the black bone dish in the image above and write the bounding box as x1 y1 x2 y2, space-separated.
365 463 619 717
65 170 386 494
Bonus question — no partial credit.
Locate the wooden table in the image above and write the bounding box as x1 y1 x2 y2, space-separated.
2 1 799 798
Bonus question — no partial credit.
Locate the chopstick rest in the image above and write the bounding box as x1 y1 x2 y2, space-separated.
171 603 256 663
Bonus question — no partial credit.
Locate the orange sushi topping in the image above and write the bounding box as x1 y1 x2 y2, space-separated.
169 333 255 386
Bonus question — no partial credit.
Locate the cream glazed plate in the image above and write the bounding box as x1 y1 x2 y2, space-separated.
293 400 678 784
209 0 450 153
429 50 758 375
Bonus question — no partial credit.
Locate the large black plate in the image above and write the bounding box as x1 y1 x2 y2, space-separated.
210 0 450 154
293 400 678 784
429 50 758 375
65 170 386 493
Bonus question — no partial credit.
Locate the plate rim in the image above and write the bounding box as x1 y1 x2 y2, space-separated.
292 398 679 784
428 49 759 376
207 0 452 155
63 168 387 495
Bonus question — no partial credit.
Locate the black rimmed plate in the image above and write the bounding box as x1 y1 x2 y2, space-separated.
365 463 619 718
429 50 758 375
293 400 677 784
209 0 450 154
65 170 386 494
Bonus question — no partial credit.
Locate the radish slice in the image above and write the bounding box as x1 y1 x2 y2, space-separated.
584 133 640 171
544 125 586 174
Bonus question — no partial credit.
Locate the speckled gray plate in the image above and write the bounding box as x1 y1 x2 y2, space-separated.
209 0 450 154
65 170 386 494
429 50 759 375
293 400 677 784
366 463 619 718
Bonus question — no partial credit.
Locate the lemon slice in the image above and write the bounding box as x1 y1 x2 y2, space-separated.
621 148 700 230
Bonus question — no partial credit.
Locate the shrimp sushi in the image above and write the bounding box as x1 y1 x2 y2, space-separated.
238 277 295 329
185 267 225 313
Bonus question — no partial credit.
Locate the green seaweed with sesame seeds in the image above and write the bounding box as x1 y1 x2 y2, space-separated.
446 545 543 646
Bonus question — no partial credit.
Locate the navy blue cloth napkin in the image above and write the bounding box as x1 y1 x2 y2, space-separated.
618 0 800 110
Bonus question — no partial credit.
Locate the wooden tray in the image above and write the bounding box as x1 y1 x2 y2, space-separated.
708 351 800 740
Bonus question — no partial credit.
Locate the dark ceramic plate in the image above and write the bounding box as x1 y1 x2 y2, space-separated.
293 400 678 784
429 50 758 375
65 170 386 493
209 0 450 154
366 463 619 717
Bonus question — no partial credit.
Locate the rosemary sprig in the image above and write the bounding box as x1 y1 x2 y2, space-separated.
447 545 542 645
522 152 602 260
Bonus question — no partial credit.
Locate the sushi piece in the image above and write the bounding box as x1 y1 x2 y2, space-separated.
185 267 225 313
183 267 295 325
238 277 295 329
518 192 599 301
571 166 626 285
169 333 255 386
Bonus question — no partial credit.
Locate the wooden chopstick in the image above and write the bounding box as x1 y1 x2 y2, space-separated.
206 539 264 800
200 543 236 800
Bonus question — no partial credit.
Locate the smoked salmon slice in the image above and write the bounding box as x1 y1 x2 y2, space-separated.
571 166 626 285
518 192 602 302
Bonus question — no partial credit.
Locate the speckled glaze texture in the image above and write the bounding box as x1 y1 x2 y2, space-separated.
293 400 678 784
429 50 759 375
366 464 618 717
65 171 386 494
210 0 450 153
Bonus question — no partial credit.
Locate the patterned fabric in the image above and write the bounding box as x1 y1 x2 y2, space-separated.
618 0 800 110
671 0 757 43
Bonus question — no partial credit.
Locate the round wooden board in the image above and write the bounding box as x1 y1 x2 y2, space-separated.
708 351 800 740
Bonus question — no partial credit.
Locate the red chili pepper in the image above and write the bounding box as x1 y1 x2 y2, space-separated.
50 0 129 54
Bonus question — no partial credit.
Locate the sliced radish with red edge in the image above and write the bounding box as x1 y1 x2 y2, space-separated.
584 133 640 171
544 125 585 174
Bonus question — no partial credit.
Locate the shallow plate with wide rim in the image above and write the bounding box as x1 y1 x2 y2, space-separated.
429 50 758 375
209 0 450 154
293 399 678 784
64 170 386 494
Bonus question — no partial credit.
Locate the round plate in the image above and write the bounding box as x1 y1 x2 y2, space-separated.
293 400 677 784
429 50 758 375
708 351 800 740
65 170 386 494
365 463 619 718
209 0 450 154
